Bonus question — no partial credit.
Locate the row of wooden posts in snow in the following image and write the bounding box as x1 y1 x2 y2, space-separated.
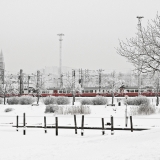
14 113 139 136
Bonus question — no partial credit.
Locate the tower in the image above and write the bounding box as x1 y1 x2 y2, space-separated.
0 50 5 84
57 33 64 89
137 16 144 96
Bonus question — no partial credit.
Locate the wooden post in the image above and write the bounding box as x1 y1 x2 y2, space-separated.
81 115 84 136
44 116 47 133
125 116 128 127
125 95 128 127
130 116 133 132
74 115 77 134
23 113 26 135
16 116 18 131
55 117 58 136
102 118 105 135
111 116 114 135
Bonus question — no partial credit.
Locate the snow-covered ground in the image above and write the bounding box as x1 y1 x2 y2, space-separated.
0 97 160 160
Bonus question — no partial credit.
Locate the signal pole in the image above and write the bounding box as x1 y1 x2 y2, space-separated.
57 33 64 89
137 16 144 96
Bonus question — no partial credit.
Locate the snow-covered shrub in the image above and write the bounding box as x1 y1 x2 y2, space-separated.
45 105 59 113
43 96 57 105
92 96 108 105
44 96 70 105
8 97 19 105
57 105 91 115
56 96 70 105
4 108 14 112
129 106 139 115
126 96 150 106
130 104 156 115
80 98 93 105
19 96 35 105
137 104 156 115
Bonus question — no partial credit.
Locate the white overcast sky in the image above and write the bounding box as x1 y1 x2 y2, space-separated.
0 0 159 74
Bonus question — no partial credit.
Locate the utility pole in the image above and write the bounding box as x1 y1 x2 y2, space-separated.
137 16 144 96
19 69 23 95
28 76 30 94
97 69 103 93
57 33 64 89
79 68 83 88
72 69 75 105
81 69 83 88
36 70 40 105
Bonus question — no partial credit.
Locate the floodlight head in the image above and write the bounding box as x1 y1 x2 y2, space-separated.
136 16 144 19
57 33 64 36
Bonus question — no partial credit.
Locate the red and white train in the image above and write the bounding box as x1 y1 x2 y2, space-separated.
21 85 157 97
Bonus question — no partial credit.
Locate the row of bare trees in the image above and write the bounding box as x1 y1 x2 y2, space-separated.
0 70 45 105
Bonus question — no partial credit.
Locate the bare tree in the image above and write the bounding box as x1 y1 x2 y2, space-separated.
106 71 123 106
117 14 160 74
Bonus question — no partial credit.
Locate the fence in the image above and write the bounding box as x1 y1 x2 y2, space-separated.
0 114 148 136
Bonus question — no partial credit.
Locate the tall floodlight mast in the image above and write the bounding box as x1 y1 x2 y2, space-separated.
57 33 64 89
137 16 144 96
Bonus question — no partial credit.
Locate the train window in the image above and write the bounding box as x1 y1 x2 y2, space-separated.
135 90 138 92
126 90 129 92
82 90 84 93
90 90 93 93
67 91 70 93
59 90 62 93
95 90 97 93
85 90 89 93
103 90 104 93
63 90 66 93
130 90 134 92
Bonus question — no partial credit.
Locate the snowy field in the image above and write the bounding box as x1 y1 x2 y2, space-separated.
0 97 160 160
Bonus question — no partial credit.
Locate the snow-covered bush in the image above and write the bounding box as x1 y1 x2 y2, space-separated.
45 105 59 113
57 105 91 115
137 104 156 115
92 96 108 105
126 96 150 106
130 104 156 115
56 96 70 105
8 97 19 105
80 98 93 105
4 108 14 112
43 96 70 105
43 96 57 105
19 96 35 105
